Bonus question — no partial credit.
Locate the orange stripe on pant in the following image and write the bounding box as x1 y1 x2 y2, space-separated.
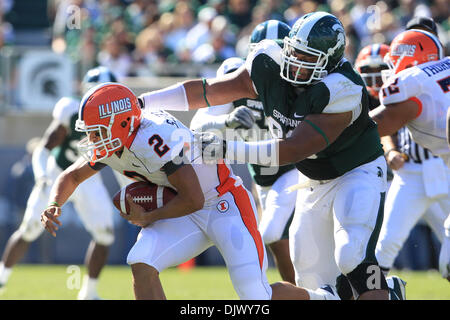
229 185 265 270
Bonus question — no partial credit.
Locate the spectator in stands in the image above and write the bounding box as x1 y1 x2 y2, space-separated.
97 33 132 79
225 0 253 34
184 6 218 56
164 2 194 55
191 15 236 64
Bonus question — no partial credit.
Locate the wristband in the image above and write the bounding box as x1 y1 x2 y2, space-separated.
202 78 211 108
303 119 330 147
48 201 60 208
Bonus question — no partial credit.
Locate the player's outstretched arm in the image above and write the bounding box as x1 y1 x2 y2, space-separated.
121 164 205 228
218 111 353 166
41 157 98 236
139 65 257 111
369 99 420 137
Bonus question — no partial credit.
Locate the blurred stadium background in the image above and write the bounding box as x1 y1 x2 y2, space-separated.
0 0 448 273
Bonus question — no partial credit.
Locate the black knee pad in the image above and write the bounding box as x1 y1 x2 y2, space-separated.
336 274 353 300
346 262 388 298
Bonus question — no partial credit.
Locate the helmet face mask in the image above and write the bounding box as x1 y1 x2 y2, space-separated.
279 12 346 86
76 83 141 163
280 36 328 85
355 44 390 96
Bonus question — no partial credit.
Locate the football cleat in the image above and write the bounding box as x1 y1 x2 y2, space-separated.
386 275 407 300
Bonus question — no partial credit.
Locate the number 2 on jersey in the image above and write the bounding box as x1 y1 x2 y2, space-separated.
148 134 170 157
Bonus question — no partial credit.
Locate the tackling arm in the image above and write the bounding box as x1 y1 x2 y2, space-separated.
223 111 352 166
140 65 257 111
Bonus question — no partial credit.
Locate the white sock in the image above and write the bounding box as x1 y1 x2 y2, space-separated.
0 263 12 285
80 275 98 297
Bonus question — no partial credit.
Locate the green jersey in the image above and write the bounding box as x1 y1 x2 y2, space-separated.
216 56 296 186
50 97 84 170
247 40 383 180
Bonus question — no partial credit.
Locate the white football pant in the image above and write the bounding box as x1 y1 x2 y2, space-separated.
290 156 388 289
126 184 272 300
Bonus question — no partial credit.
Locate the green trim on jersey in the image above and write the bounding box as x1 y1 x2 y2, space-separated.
51 113 84 170
251 53 383 180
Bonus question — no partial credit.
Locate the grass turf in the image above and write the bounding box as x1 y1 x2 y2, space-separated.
0 264 448 300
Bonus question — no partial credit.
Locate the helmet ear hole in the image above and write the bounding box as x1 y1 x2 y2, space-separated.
120 121 128 128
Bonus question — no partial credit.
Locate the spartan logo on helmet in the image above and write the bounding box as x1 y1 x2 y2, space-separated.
280 12 346 85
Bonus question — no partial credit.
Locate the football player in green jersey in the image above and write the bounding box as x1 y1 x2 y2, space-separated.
190 20 297 284
0 67 118 300
139 12 390 300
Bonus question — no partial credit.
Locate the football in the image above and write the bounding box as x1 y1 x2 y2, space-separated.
112 181 177 215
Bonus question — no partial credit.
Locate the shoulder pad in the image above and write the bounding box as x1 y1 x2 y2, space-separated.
217 57 245 76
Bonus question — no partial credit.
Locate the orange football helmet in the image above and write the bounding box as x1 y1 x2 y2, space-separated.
355 43 390 98
76 83 142 162
384 29 444 78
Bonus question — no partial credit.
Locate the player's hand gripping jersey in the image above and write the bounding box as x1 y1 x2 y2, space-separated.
246 40 384 180
91 110 243 204
380 57 450 165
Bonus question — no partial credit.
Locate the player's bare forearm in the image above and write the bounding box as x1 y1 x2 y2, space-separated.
370 100 419 137
143 165 205 225
380 134 397 154
278 112 352 165
49 158 98 207
183 66 257 109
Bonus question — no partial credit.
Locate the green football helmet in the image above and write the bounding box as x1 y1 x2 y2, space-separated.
249 20 291 52
280 12 346 85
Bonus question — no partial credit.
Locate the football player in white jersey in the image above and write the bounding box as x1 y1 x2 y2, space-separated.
190 20 298 284
0 67 118 299
40 83 339 300
369 29 450 281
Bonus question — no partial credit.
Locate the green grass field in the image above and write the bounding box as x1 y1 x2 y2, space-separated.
0 264 448 300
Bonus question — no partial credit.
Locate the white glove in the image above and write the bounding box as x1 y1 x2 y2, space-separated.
225 106 255 129
193 131 226 164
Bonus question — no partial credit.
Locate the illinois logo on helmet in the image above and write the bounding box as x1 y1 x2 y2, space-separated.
355 43 390 98
384 29 444 80
75 83 142 163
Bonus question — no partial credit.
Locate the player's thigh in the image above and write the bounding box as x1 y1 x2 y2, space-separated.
258 169 298 244
332 159 387 274
206 187 272 299
127 215 212 272
289 187 338 289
